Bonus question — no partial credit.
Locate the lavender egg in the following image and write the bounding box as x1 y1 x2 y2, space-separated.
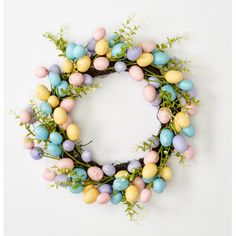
148 77 160 88
149 136 160 148
81 150 92 162
172 135 187 153
55 174 69 187
102 164 116 176
87 39 97 52
49 64 61 74
127 46 142 61
30 147 43 160
83 74 93 85
151 94 161 107
62 140 75 152
127 160 141 173
98 184 113 194
114 61 127 72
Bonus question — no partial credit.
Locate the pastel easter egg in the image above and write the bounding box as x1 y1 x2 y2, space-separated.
127 46 142 61
174 112 190 128
72 168 87 181
95 39 109 56
43 170 56 181
60 98 76 112
142 163 158 179
98 184 113 194
72 44 85 59
142 177 155 184
102 164 116 176
66 42 76 60
143 85 157 102
114 61 127 72
81 150 92 162
60 114 72 130
53 107 67 125
83 74 93 85
69 72 84 87
55 174 69 187
183 145 195 159
132 176 145 191
160 128 174 147
172 119 182 133
142 41 156 53
57 81 69 97
93 57 109 70
23 136 34 149
137 53 154 67
185 102 197 116
125 185 140 203
157 107 172 124
161 84 176 101
83 185 93 193
108 35 119 47
76 55 91 72
87 166 104 181
115 170 129 179
83 188 99 204
172 135 187 153
66 123 80 141
19 110 31 123
148 77 160 88
47 95 59 108
35 85 50 101
68 185 83 194
151 95 161 107
61 59 73 73
160 166 172 181
97 193 110 204
93 27 106 41
139 188 152 203
47 143 62 156
106 48 112 59
165 70 183 84
153 51 169 65
178 79 193 91
57 158 74 170
153 178 166 193
30 147 43 160
127 160 141 173
62 140 75 152
49 132 63 145
34 125 49 140
40 102 52 115
183 124 195 137
34 66 48 78
111 43 127 58
111 192 122 205
48 72 61 87
144 150 159 164
87 39 96 52
148 136 160 148
49 64 61 74
113 178 129 191
129 65 144 81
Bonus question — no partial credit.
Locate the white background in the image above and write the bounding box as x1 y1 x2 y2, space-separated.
4 0 231 235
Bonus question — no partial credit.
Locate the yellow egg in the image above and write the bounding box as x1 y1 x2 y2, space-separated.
76 56 91 72
66 123 80 141
142 163 157 179
62 59 73 73
160 166 172 181
35 85 50 101
53 107 67 125
95 39 109 56
137 53 154 67
125 185 140 203
47 95 59 108
83 188 99 204
172 119 182 133
165 70 183 83
106 48 112 59
115 170 129 179
174 112 190 128
83 184 94 193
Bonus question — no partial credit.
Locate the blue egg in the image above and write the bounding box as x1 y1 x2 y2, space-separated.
71 168 87 181
178 79 193 91
108 35 119 47
161 84 177 101
111 192 123 205
153 178 166 193
47 143 62 156
40 102 52 115
160 128 174 147
68 185 83 194
153 51 169 65
49 132 63 145
73 44 85 59
112 178 129 191
48 72 61 87
112 43 127 58
57 81 69 97
182 124 196 137
152 48 159 54
66 42 77 60
34 125 49 140
142 177 155 184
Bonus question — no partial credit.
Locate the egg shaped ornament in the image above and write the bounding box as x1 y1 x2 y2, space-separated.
137 53 154 67
174 112 190 128
140 188 152 203
125 185 140 203
72 44 86 59
87 166 104 181
153 178 166 193
143 85 157 102
111 192 123 205
153 51 169 65
35 85 50 101
165 70 183 84
83 188 99 204
19 110 31 123
97 193 111 204
183 145 195 159
66 123 80 141
76 55 91 72
178 79 193 91
157 107 172 124
144 150 159 164
49 64 61 74
113 178 129 191
69 72 84 87
108 35 119 47
57 81 69 97
142 163 158 179
160 128 174 147
172 135 187 153
48 72 61 87
182 124 196 137
142 41 156 53
102 164 116 176
62 59 73 73
60 97 76 112
132 176 145 191
53 107 67 125
40 102 52 115
185 102 198 116
57 158 74 170
34 125 49 141
93 27 106 41
49 132 63 145
127 46 142 61
95 39 109 56
30 147 44 160
47 95 59 108
66 42 77 60
93 57 109 70
111 43 127 58
160 166 172 181
43 170 56 181
129 65 144 81
161 84 177 101
35 66 48 78
68 185 83 194
47 143 62 156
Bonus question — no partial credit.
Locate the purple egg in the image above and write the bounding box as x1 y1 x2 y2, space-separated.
98 184 113 194
30 147 43 160
114 61 127 72
127 160 141 173
172 135 187 153
151 94 161 107
87 39 96 52
189 89 196 98
55 174 69 187
81 150 92 162
149 136 160 148
83 74 93 85
102 164 116 176
127 46 142 61
49 64 61 74
62 140 75 152
148 77 160 88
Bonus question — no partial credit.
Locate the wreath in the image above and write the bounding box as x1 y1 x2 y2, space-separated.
14 18 199 221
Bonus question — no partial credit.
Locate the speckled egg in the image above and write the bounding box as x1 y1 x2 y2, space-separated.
35 66 48 78
142 163 158 179
30 147 43 160
76 56 91 72
125 185 140 203
40 102 52 115
153 178 166 193
83 188 99 204
95 39 109 56
102 164 116 176
72 44 85 59
148 136 160 148
23 136 34 149
111 192 123 205
139 188 152 203
61 59 73 73
49 64 61 74
20 110 31 123
132 176 145 191
72 168 87 181
53 107 67 125
57 158 74 170
35 85 50 101
69 72 84 86
49 132 63 145
81 150 92 162
55 174 69 187
165 70 183 84
137 53 154 67
111 43 127 58
160 128 174 147
114 61 127 72
43 170 56 181
47 95 59 108
142 41 156 53
66 123 80 141
157 107 172 124
97 193 110 204
87 166 104 181
93 27 106 41
161 84 176 101
98 184 113 194
144 150 159 164
127 46 142 61
148 77 160 88
47 143 62 156
129 65 144 81
93 57 109 70
113 178 129 191
143 85 157 102
185 102 197 116
183 124 195 137
34 125 49 140
183 145 195 159
83 74 93 85
62 140 75 152
172 135 187 153
153 51 169 65
160 166 172 181
60 98 75 112
87 39 96 52
178 79 193 91
68 185 83 194
173 119 182 133
127 160 141 173
115 170 129 179
66 42 76 60
48 72 61 87
57 81 69 97
174 112 190 128
83 184 93 193
108 35 119 47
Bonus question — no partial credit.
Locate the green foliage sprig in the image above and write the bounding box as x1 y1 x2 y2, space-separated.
157 35 184 50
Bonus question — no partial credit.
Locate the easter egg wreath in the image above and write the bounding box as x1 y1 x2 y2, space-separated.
15 18 199 221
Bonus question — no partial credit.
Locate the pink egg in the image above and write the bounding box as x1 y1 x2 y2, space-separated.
69 73 84 87
129 65 144 81
57 158 74 170
87 166 104 181
19 110 31 123
92 27 106 41
185 102 197 116
97 192 110 204
133 176 145 191
23 136 34 149
139 188 152 203
183 145 195 159
43 170 57 181
142 41 156 53
34 66 48 78
60 98 75 112
157 107 172 124
144 150 159 164
93 57 109 71
143 85 157 102
60 114 72 130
